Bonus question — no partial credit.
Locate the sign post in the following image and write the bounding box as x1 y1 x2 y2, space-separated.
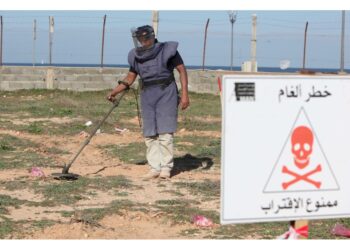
221 75 350 238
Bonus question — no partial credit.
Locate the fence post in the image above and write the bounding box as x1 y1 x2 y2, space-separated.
33 19 36 67
202 18 210 71
302 21 309 70
49 16 54 65
0 16 3 66
101 14 107 68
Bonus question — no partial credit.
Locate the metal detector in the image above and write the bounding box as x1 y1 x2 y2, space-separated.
51 90 128 180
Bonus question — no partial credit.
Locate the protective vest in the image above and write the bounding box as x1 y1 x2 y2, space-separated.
128 41 178 87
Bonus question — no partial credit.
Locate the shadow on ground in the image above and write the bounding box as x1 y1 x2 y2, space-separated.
172 153 214 177
133 153 214 177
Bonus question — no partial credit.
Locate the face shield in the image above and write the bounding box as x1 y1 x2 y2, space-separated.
131 25 155 52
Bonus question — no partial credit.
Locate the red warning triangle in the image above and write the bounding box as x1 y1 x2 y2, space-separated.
263 107 339 193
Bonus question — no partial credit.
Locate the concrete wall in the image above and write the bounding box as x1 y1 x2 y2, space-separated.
0 66 229 94
1 66 326 94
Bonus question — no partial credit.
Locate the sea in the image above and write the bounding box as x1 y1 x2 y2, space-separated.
1 63 348 74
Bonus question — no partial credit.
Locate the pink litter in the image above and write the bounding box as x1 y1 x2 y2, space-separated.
79 131 89 138
331 223 350 238
114 127 128 134
30 167 45 178
192 215 213 227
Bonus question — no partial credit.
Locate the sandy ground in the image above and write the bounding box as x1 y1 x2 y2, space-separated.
0 121 221 239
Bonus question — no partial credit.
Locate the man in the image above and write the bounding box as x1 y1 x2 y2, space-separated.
107 25 190 179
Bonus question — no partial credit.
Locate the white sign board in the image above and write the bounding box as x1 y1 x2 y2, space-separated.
221 75 350 224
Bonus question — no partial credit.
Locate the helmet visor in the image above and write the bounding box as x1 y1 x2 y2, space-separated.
131 26 155 51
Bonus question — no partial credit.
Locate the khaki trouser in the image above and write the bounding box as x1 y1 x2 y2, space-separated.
145 133 174 172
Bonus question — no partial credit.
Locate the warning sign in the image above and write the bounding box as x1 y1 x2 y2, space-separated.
263 107 339 193
221 75 350 224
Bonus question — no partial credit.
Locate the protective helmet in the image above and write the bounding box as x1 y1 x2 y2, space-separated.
131 25 155 51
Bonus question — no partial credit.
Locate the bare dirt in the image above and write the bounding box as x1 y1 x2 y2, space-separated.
0 125 221 239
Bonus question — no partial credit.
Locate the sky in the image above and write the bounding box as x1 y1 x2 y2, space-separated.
1 2 350 70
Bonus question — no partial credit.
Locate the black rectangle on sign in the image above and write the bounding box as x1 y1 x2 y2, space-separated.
234 82 255 101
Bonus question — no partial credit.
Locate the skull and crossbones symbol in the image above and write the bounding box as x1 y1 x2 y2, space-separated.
282 126 322 190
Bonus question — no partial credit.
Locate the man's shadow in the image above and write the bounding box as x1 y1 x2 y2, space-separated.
134 153 214 177
171 153 214 177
